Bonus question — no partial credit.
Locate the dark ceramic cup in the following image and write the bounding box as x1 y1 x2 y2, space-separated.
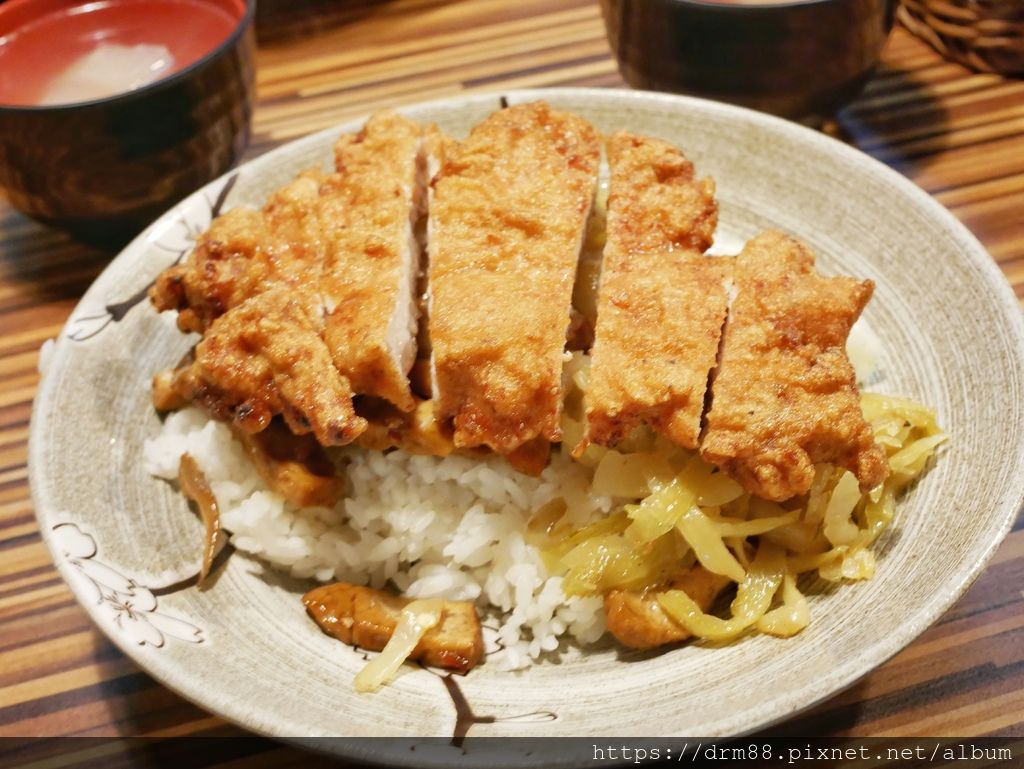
0 0 255 243
601 0 896 123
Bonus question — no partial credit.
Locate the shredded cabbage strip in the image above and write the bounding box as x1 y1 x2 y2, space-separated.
675 505 746 583
657 541 784 641
756 571 810 637
354 599 444 693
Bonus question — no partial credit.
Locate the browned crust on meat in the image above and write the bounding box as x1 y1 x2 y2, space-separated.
320 111 426 412
601 131 718 256
149 171 328 334
584 258 731 450
303 583 485 674
149 112 428 440
355 398 549 474
355 398 456 458
581 132 722 452
188 287 366 445
503 436 552 476
700 230 889 501
428 101 600 454
604 565 732 650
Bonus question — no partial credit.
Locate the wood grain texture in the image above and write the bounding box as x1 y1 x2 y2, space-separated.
1 0 1022 749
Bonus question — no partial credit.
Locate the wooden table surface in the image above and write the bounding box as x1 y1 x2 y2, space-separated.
2 0 1023 755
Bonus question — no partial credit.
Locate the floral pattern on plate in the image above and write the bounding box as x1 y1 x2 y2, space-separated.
52 522 203 647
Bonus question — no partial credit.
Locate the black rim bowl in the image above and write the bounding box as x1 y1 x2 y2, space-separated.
0 0 257 244
600 0 897 122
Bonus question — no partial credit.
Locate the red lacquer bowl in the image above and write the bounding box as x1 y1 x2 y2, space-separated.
0 0 255 243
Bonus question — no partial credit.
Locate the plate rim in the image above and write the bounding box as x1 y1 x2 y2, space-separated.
28 86 1024 753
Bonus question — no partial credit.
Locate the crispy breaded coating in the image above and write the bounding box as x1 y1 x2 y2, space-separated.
700 231 889 501
428 101 600 453
150 171 328 334
581 132 723 451
503 437 552 476
150 111 428 439
303 583 485 674
355 398 549 475
600 132 718 256
320 111 427 413
605 565 731 650
189 287 366 445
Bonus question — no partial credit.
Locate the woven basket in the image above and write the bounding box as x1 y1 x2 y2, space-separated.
898 0 1024 74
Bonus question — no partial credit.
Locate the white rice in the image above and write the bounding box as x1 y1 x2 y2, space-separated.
144 408 610 669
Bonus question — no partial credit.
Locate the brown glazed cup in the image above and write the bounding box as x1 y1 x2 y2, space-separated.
600 0 896 123
0 0 255 243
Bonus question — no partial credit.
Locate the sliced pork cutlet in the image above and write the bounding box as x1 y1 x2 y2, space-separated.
580 131 723 452
150 185 367 444
700 231 889 501
150 111 430 443
428 101 600 454
187 286 366 446
149 170 328 334
319 111 428 412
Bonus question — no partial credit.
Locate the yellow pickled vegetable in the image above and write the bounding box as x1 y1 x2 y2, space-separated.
657 542 784 642
354 599 443 693
822 471 861 547
592 450 674 499
623 456 711 545
756 572 810 637
708 509 800 538
532 382 945 645
675 506 746 583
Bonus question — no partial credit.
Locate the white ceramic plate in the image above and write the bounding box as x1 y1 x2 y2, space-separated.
29 89 1024 760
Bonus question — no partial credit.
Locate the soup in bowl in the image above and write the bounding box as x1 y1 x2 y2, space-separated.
0 0 255 242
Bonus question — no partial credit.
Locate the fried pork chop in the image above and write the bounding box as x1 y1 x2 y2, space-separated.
189 287 366 445
150 170 328 335
580 132 724 452
150 111 428 442
427 101 601 454
700 231 889 501
320 112 427 413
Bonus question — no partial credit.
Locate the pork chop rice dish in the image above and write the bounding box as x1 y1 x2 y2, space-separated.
143 102 946 691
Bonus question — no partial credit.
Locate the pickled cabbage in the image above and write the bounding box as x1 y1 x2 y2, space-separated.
354 599 443 693
657 542 784 641
531 387 946 642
